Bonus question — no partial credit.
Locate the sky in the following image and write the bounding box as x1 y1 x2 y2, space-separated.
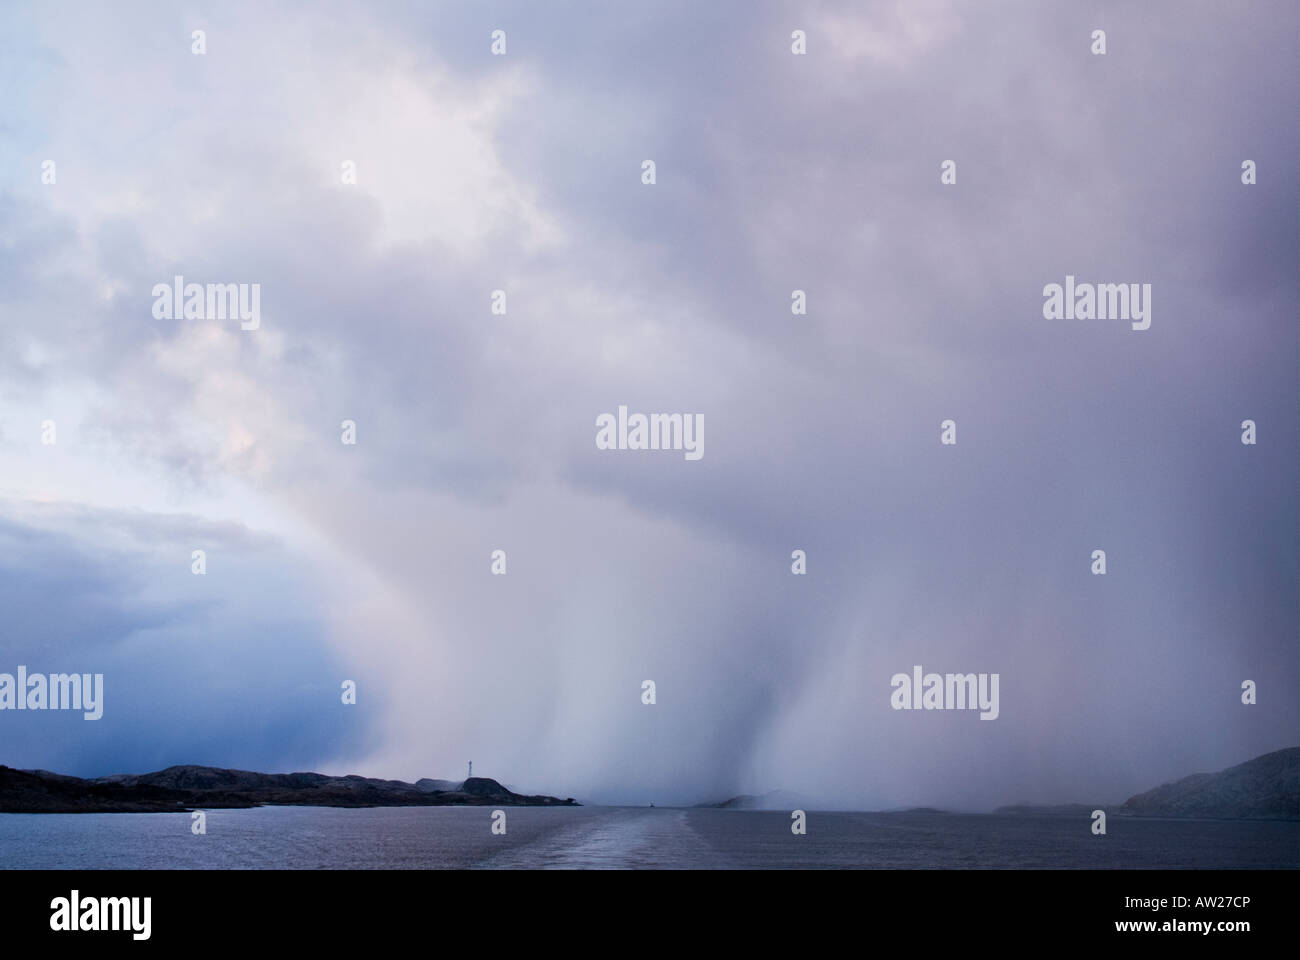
0 0 1295 811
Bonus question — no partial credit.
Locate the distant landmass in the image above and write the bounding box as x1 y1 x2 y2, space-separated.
994 803 1103 818
997 747 1300 821
698 794 951 814
1118 747 1299 820
7 747 1295 818
696 790 808 810
0 765 578 813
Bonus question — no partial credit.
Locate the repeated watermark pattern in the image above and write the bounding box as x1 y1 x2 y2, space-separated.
2 8 1293 892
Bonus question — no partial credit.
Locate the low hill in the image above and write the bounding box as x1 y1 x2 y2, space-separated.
0 765 578 813
1118 747 1299 820
696 790 808 810
995 803 1108 818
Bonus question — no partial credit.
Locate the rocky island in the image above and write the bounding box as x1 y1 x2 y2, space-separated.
0 764 579 813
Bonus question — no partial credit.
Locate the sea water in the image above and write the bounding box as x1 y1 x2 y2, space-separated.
0 807 1294 870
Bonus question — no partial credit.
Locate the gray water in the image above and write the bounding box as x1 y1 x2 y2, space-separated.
1 807 1295 869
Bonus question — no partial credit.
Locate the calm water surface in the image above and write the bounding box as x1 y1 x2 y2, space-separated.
1 807 1295 869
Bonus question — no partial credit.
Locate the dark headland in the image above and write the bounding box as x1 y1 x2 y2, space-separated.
0 765 579 813
996 747 1300 821
698 748 1299 820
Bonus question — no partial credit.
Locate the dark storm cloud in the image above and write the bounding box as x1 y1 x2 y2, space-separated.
0 0 1293 808
0 502 365 777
